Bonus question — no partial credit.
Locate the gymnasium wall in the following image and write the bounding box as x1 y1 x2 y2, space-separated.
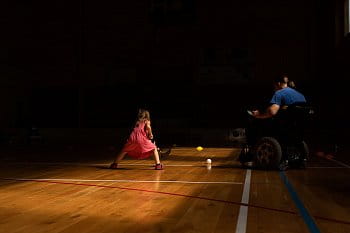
1 0 348 145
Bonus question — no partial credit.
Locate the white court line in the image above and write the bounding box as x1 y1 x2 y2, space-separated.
4 162 349 169
235 169 251 233
2 162 208 167
106 163 203 167
3 178 243 185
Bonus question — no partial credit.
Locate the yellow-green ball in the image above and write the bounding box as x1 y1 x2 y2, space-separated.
196 146 203 151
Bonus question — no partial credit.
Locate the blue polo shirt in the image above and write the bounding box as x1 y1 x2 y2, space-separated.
270 87 306 106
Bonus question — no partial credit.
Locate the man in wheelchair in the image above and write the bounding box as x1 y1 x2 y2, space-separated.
241 76 313 170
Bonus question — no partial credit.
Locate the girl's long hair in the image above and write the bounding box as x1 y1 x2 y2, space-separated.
137 109 150 122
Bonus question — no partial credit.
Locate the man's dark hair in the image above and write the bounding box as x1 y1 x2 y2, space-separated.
273 74 288 84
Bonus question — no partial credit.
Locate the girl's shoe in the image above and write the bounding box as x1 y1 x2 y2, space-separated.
155 163 164 170
109 163 118 169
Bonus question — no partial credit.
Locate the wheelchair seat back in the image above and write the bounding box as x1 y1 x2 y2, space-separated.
274 103 314 144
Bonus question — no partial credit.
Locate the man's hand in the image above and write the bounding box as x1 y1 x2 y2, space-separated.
252 110 260 117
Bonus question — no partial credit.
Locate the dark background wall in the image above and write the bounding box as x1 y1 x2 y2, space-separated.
1 0 349 146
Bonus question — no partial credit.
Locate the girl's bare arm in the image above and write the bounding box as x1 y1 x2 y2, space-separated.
145 120 153 139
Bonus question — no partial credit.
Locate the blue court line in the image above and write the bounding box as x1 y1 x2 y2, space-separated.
279 172 321 233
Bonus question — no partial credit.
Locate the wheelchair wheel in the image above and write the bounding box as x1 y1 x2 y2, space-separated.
159 147 172 159
300 141 309 160
285 141 309 169
239 144 251 164
253 137 282 169
297 141 309 168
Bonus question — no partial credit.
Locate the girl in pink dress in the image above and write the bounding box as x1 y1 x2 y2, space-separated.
109 109 163 170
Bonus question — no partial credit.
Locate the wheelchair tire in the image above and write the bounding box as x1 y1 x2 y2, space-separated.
284 141 309 169
239 144 251 163
253 137 282 169
300 141 309 160
298 141 309 168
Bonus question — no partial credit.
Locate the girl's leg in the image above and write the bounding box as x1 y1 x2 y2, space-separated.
114 151 127 163
110 151 127 168
152 148 161 165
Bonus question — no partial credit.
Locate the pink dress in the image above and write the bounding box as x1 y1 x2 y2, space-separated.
122 120 156 159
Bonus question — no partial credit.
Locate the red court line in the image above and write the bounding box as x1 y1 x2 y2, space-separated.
315 152 350 168
313 216 350 226
3 178 350 226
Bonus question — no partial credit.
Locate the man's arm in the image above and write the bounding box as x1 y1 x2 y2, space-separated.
253 104 280 119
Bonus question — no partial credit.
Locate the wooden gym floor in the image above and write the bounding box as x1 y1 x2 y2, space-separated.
0 146 349 233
